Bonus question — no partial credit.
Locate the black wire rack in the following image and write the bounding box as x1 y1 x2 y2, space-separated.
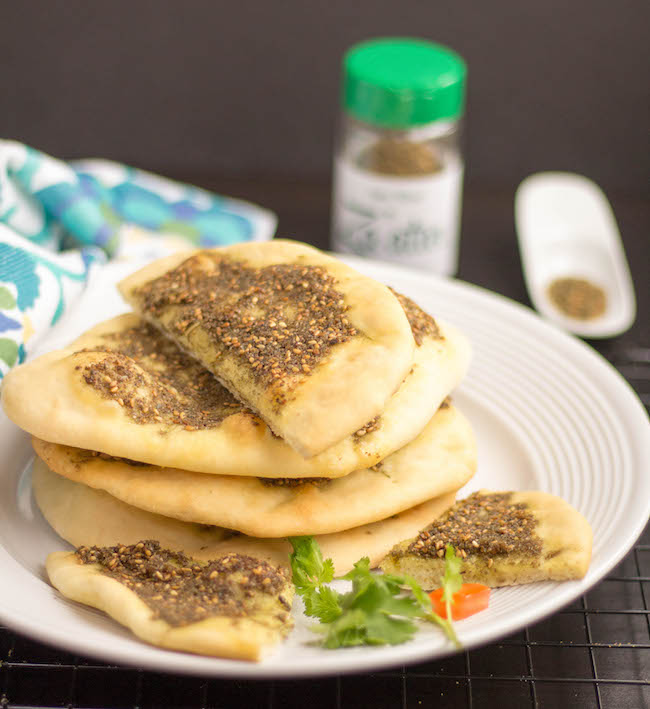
1 347 648 709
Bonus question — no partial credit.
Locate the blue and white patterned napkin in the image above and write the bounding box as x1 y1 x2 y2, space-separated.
0 141 276 378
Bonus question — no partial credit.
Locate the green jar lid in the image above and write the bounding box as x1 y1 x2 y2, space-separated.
343 38 466 128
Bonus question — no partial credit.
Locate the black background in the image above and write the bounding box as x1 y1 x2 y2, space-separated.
2 0 649 194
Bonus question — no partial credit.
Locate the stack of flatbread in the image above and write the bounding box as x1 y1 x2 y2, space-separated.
2 240 476 574
2 240 477 658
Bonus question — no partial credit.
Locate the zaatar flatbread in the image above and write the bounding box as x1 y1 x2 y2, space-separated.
32 400 476 537
118 240 417 456
47 542 293 661
32 457 456 576
380 490 593 589
3 305 469 478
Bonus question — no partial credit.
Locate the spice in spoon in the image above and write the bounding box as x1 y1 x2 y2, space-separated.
547 277 607 320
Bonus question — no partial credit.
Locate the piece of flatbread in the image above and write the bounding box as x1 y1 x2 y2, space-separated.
2 306 469 478
32 400 476 537
32 458 456 576
118 240 416 456
47 542 293 661
380 490 593 588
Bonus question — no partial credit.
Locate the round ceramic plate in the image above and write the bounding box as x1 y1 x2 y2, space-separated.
0 256 648 678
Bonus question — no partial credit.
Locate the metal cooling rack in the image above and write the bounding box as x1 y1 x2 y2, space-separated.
1 347 648 709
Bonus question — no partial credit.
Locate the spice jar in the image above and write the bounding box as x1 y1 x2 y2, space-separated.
331 38 467 275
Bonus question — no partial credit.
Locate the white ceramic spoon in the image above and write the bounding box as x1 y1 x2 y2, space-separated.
515 172 636 338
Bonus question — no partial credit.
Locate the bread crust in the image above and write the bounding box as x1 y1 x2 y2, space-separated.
46 551 294 661
33 457 455 577
380 490 593 588
118 241 416 456
32 402 476 537
2 311 469 477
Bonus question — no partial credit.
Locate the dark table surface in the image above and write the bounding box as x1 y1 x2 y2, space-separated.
1 179 648 709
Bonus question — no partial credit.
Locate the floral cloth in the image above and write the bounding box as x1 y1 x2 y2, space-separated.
0 141 276 378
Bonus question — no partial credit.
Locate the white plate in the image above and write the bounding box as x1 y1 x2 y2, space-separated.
1 256 648 679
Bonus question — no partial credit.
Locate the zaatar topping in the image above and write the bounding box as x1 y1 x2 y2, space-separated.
81 450 151 467
78 323 246 429
406 492 542 560
390 289 442 345
351 369 445 444
370 462 392 479
259 476 331 488
75 540 290 627
354 415 381 439
134 256 359 388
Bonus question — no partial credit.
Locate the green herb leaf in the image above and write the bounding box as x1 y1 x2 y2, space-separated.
288 537 464 650
318 608 369 648
359 612 418 646
288 535 336 619
309 584 342 623
288 535 334 593
398 574 435 613
441 545 463 603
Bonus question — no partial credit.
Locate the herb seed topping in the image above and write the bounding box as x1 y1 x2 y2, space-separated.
391 289 441 346
259 477 331 488
134 255 359 389
78 323 246 428
76 540 290 627
406 492 542 560
353 415 381 439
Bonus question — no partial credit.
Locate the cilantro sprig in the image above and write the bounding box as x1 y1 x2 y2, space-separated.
424 545 462 647
288 536 462 649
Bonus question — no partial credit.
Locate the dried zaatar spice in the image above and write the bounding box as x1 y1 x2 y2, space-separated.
78 323 246 429
357 138 442 176
353 415 381 439
79 276 437 431
390 289 442 345
258 477 331 488
134 256 359 388
76 540 291 627
405 492 542 561
80 450 151 467
547 277 607 320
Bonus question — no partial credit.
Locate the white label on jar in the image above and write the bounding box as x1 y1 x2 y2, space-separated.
331 156 464 275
